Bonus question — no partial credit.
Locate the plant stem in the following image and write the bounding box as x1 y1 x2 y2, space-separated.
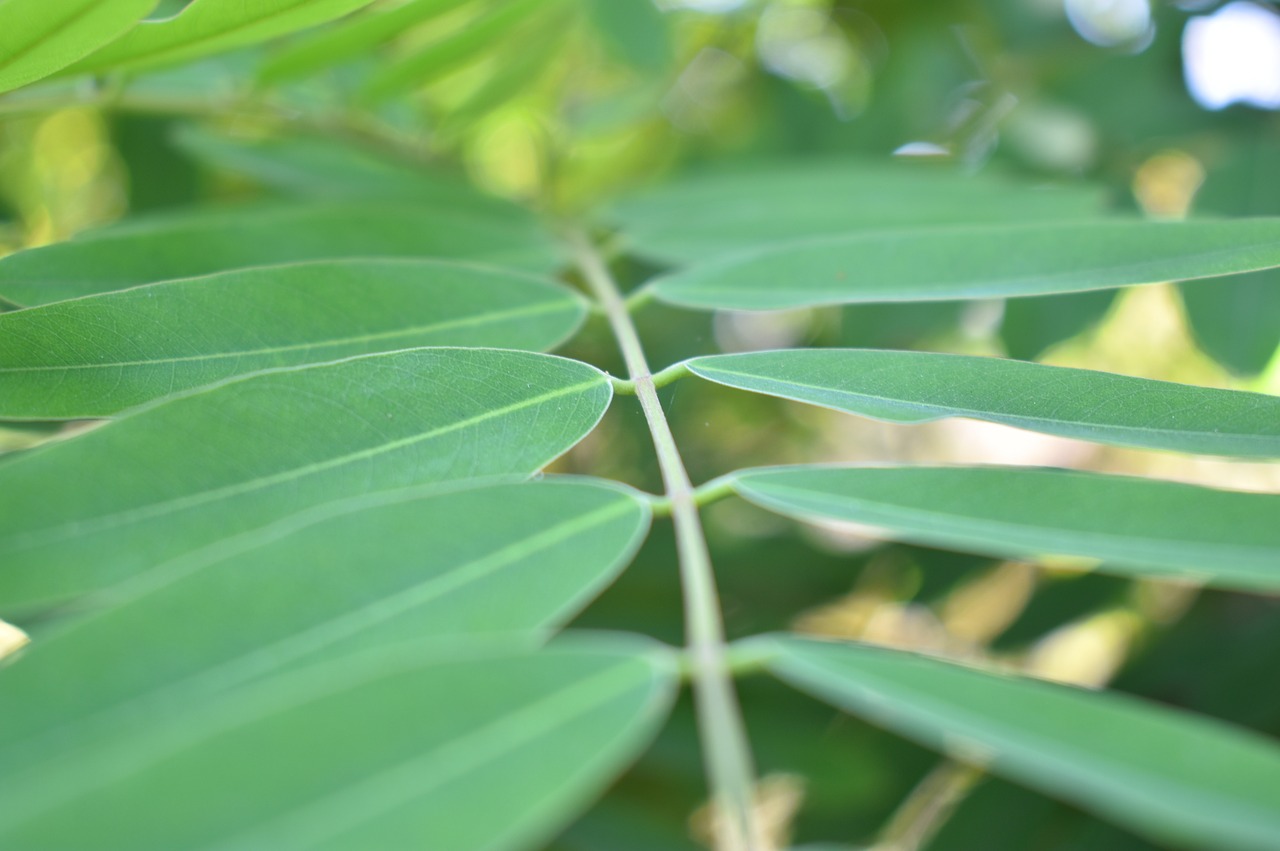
872 760 984 851
569 228 762 851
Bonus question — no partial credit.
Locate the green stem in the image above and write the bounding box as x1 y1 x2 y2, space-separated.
569 229 761 851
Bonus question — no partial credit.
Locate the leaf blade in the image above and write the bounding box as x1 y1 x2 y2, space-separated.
0 0 156 93
0 637 676 851
0 348 612 615
65 0 379 75
731 465 1280 590
0 259 586 419
760 636 1280 851
686 349 1280 458
612 160 1107 264
652 219 1280 310
0 202 562 306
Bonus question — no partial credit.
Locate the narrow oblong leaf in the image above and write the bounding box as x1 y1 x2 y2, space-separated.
172 127 518 213
0 348 612 615
757 635 1280 851
0 479 650 777
612 161 1106 264
259 0 472 83
686 349 1280 458
651 219 1280 310
0 0 156 94
0 259 586 419
360 0 556 102
731 466 1280 590
0 202 562 306
65 0 379 75
0 637 677 851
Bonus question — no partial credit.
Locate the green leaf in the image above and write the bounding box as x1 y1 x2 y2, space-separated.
999 290 1117 361
0 0 157 94
0 637 676 851
612 161 1107 264
360 0 558 103
172 127 516 212
259 0 472 83
0 348 612 615
730 465 1280 590
0 479 650 764
0 259 586 419
1180 272 1280 376
651 219 1280 311
685 349 1280 458
65 0 379 75
584 0 671 72
756 635 1280 851
0 202 562 306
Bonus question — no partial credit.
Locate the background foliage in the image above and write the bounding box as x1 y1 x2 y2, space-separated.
1 1 1279 849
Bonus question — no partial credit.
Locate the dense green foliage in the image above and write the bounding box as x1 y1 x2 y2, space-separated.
1 1 1278 850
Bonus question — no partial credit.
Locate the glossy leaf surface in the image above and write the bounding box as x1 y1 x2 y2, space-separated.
0 0 156 93
0 202 561 306
759 636 1280 851
731 466 1280 590
612 161 1106 264
0 259 585 419
0 638 676 851
652 219 1280 310
66 0 378 74
686 349 1280 458
0 348 612 615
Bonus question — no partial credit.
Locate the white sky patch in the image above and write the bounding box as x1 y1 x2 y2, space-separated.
1065 0 1154 47
1183 1 1280 110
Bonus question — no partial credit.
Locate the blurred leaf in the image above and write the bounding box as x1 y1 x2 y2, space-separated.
0 348 611 616
611 161 1107 264
172 127 514 211
0 0 157 94
0 637 676 850
755 636 1280 851
65 0 379 75
0 259 586 419
1000 290 1118 361
584 0 671 73
651 219 1280 311
730 466 1280 590
443 5 574 130
258 0 472 83
360 0 559 103
1179 273 1280 376
0 202 562 306
686 349 1280 458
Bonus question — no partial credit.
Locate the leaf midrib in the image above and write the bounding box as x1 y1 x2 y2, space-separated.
0 299 576 374
217 661 649 849
736 478 1277 566
4 376 605 553
691 363 1277 449
0 498 637 790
